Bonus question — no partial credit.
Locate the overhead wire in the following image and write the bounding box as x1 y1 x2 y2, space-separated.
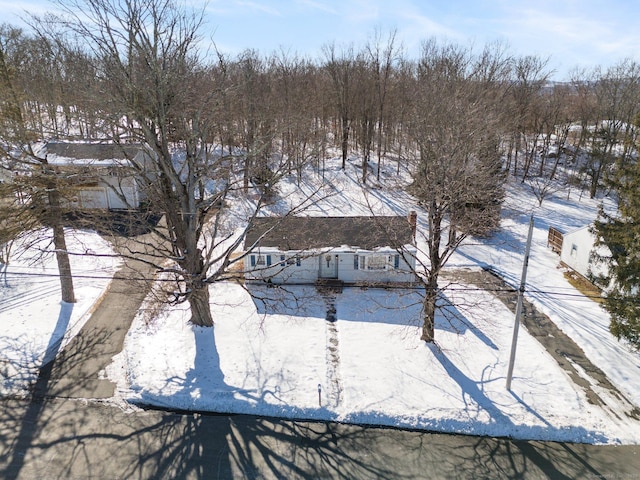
0 269 614 302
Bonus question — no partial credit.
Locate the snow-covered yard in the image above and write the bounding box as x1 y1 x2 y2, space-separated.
0 229 120 395
2 158 639 444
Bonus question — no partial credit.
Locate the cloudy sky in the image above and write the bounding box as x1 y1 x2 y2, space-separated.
2 0 639 80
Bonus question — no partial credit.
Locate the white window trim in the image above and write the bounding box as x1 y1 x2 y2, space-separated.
357 253 399 271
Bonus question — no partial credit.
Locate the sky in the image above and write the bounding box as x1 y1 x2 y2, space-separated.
1 0 639 80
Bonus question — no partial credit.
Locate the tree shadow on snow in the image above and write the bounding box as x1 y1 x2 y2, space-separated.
437 295 499 350
428 344 609 445
246 283 329 320
247 282 501 353
3 301 74 480
133 326 246 413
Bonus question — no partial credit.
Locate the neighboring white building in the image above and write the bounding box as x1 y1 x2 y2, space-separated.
39 141 153 210
244 214 418 285
559 224 610 280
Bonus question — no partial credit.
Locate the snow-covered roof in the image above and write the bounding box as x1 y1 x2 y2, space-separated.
245 215 415 251
42 141 146 166
563 224 593 237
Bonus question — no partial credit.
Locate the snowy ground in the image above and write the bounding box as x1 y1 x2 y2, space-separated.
0 228 121 395
2 157 639 444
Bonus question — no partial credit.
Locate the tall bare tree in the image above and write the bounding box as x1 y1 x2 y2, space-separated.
404 40 507 342
586 60 640 198
322 43 358 169
504 55 550 179
365 29 400 181
38 0 273 325
0 25 77 303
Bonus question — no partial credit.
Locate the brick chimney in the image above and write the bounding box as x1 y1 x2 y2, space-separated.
408 210 417 243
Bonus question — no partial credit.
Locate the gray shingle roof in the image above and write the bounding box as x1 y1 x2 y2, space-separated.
245 216 414 251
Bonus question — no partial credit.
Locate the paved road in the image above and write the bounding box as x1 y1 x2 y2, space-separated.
1 396 639 480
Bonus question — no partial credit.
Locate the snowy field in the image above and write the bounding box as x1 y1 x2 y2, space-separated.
2 157 639 444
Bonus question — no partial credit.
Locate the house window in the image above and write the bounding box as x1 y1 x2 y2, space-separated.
366 255 388 270
570 244 578 258
356 254 400 270
286 256 301 266
251 255 271 267
280 255 286 267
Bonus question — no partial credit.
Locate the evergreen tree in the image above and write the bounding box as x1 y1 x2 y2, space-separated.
593 160 640 348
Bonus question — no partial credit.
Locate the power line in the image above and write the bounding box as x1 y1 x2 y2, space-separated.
0 269 614 301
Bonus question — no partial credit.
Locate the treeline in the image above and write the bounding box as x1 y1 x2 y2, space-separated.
3 0 640 341
2 21 640 198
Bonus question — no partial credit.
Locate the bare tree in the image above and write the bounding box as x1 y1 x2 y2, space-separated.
39 0 330 326
403 40 507 342
322 43 358 169
353 51 377 184
585 60 640 198
503 55 551 178
0 25 77 303
34 0 266 325
268 51 320 183
365 29 400 181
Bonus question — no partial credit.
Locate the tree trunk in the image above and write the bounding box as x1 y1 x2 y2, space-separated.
47 187 76 303
53 223 75 303
362 152 368 184
421 276 438 342
590 163 603 199
341 117 349 169
188 282 213 327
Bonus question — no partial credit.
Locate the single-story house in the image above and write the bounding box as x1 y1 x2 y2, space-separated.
39 141 153 210
551 224 610 280
243 213 419 285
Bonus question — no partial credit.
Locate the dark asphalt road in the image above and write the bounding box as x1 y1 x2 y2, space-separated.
1 396 639 480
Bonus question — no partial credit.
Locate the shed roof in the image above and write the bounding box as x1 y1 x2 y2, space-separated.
561 224 595 239
245 216 415 251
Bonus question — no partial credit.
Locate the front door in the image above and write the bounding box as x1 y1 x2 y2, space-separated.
319 253 338 279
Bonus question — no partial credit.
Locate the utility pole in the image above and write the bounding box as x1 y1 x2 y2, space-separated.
506 215 534 391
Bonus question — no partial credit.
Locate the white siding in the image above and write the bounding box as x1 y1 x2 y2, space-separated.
245 251 318 283
67 175 142 210
102 176 139 209
245 248 417 284
338 252 416 283
560 225 609 279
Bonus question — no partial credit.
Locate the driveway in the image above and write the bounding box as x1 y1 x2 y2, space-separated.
34 233 158 399
444 268 639 420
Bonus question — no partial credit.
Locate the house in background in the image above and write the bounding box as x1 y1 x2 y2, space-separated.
39 141 153 210
244 213 418 285
549 224 610 281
